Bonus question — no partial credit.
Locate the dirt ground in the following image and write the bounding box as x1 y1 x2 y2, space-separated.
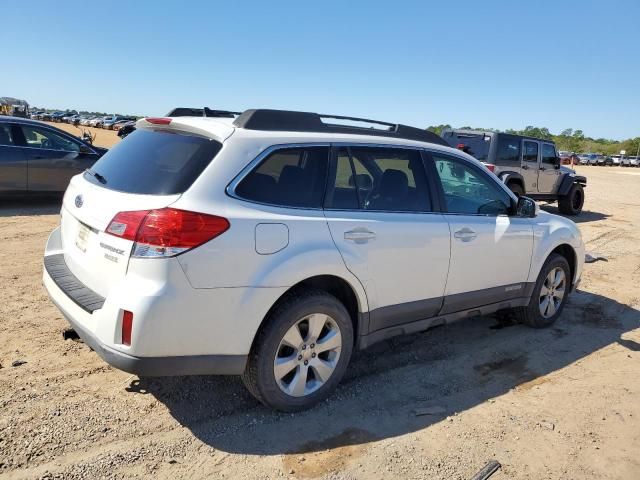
1 166 639 480
44 121 121 148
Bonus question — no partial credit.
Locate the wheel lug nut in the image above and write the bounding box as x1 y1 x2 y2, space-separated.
310 343 315 348
304 360 308 365
302 345 306 350
298 355 302 360
312 353 316 358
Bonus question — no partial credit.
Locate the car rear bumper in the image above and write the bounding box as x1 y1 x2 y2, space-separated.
42 226 258 377
43 261 247 376
45 278 247 376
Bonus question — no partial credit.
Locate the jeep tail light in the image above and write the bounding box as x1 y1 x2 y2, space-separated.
122 310 133 346
106 208 230 258
484 163 496 173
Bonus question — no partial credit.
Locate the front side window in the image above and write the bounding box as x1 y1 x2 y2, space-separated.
496 136 520 164
433 154 511 215
326 146 431 212
235 146 329 208
20 125 80 152
523 141 538 163
541 144 557 165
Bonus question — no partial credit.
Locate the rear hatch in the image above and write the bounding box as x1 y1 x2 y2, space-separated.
59 125 224 298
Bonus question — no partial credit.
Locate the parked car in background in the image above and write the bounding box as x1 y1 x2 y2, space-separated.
116 121 136 138
112 119 132 131
441 129 587 214
0 116 107 194
630 156 640 167
621 155 631 167
102 116 131 129
89 117 107 128
42 107 584 411
611 155 621 166
603 156 613 166
559 151 579 166
62 112 78 123
578 154 590 165
595 154 606 166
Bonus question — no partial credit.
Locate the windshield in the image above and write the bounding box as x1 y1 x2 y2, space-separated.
83 128 222 195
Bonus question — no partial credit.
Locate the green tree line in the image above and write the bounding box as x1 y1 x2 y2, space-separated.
427 124 640 156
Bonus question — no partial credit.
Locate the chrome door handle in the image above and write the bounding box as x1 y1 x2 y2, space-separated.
454 228 477 242
344 229 376 243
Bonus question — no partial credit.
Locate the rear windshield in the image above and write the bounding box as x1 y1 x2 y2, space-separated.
83 129 222 195
441 132 491 161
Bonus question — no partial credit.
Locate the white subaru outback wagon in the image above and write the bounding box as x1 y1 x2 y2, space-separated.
43 108 584 411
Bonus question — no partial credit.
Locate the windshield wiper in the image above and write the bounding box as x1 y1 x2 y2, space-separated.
86 169 107 184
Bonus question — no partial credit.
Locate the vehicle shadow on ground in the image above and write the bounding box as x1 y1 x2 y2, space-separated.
0 196 62 217
540 205 609 223
128 290 639 456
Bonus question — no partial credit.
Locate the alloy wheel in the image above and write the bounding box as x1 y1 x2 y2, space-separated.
539 267 566 318
273 314 342 397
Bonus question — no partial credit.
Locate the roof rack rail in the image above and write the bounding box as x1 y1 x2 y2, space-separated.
166 107 242 118
232 109 449 146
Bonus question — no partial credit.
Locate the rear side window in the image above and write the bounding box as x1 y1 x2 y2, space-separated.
496 136 520 164
235 147 329 208
84 129 222 195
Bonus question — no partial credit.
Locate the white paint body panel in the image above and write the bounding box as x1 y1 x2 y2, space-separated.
325 211 450 311
43 117 585 365
445 215 533 295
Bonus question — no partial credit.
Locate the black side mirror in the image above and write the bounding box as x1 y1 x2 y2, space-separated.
516 196 539 218
554 156 561 169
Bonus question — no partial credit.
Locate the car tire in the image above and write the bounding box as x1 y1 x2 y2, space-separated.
242 288 354 412
558 183 584 215
507 182 525 196
513 253 571 328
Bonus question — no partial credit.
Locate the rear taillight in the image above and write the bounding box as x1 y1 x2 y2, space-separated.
484 163 496 173
122 310 133 346
144 117 172 125
106 208 229 258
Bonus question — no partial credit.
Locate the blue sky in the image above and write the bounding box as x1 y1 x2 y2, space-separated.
3 0 638 139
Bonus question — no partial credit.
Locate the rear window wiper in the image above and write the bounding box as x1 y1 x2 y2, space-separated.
86 169 107 184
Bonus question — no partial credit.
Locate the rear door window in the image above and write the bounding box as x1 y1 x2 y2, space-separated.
84 128 222 195
235 146 329 208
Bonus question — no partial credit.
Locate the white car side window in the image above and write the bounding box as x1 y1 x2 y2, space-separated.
433 155 511 216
